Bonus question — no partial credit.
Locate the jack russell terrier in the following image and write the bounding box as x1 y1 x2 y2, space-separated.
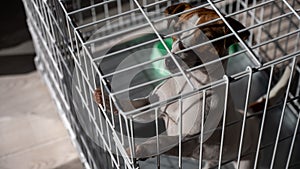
93 2 292 169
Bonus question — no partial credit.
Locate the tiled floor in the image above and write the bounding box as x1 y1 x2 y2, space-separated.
0 37 83 169
0 1 83 168
0 70 83 169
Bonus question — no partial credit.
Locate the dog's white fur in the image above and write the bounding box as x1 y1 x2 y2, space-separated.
128 11 260 169
133 69 259 169
92 3 295 169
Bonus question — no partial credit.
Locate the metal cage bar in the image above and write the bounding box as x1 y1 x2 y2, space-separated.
23 0 300 169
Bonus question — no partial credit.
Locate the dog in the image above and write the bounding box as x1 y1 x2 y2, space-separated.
94 3 261 169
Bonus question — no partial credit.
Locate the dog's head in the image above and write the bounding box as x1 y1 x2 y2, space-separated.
164 3 250 71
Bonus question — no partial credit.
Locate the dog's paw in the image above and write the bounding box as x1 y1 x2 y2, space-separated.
126 145 150 159
248 97 266 113
94 88 102 105
94 88 118 114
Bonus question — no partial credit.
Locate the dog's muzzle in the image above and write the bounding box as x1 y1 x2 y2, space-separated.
165 40 186 72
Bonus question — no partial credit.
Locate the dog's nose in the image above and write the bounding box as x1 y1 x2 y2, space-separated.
171 40 185 53
178 41 185 50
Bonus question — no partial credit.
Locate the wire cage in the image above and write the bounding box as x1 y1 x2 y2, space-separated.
22 0 300 169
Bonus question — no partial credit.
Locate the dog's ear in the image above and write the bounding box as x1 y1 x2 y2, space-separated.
164 3 192 15
164 3 192 28
224 18 250 48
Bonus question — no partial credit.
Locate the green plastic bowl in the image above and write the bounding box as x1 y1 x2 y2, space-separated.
150 38 173 78
150 39 240 78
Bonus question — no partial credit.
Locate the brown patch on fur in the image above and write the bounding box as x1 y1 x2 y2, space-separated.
165 3 250 57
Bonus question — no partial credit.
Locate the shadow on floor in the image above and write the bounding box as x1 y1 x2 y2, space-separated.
0 0 31 49
0 0 36 75
0 54 36 75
